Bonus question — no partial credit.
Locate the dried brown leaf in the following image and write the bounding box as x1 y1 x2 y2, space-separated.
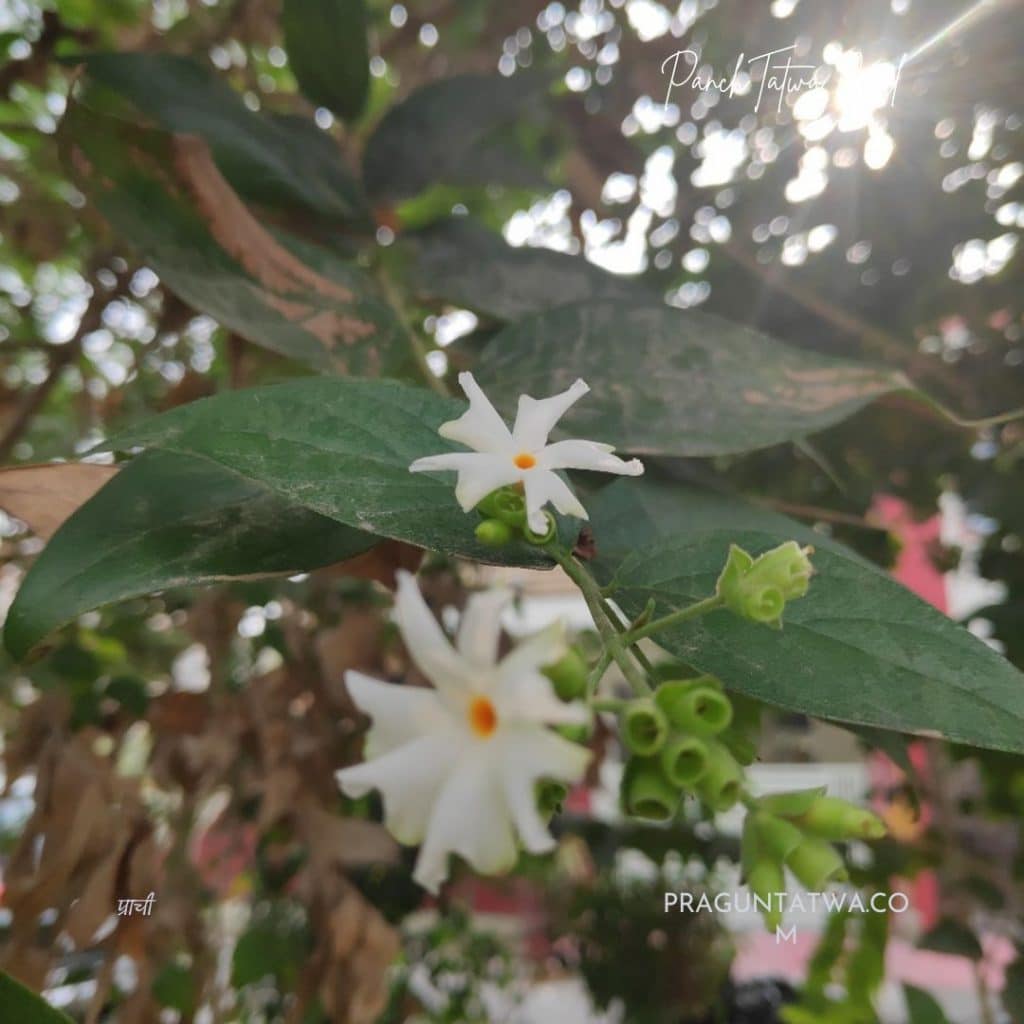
315 609 387 685
64 837 127 947
172 135 354 304
0 462 117 539
322 538 423 589
299 801 399 871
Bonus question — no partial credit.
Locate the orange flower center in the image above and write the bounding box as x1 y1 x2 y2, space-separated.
468 696 498 737
513 452 537 470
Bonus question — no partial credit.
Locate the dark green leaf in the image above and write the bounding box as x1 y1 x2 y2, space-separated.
152 962 196 1014
0 972 73 1023
919 918 983 959
232 908 308 988
589 476 1024 753
97 378 555 566
903 985 951 1024
362 73 549 201
62 102 404 376
475 301 909 456
282 0 369 120
5 451 377 659
405 218 652 320
955 875 1005 910
1003 958 1024 1022
104 675 151 716
78 52 367 221
845 725 916 777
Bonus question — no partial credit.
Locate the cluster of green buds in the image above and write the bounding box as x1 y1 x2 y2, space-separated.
619 675 755 821
742 787 886 928
717 540 814 628
535 646 592 820
474 486 557 547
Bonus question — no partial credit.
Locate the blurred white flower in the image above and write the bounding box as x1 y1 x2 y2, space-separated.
336 571 591 893
410 372 643 534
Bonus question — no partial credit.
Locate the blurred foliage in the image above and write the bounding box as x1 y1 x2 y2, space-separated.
0 0 1022 1022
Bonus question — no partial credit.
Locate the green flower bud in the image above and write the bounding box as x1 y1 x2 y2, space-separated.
536 779 568 819
786 837 849 890
475 518 513 547
620 698 669 756
750 811 804 862
795 796 887 841
728 693 764 735
556 722 593 744
523 510 557 545
659 732 709 788
757 787 826 818
543 648 589 702
716 542 814 627
720 731 758 766
697 739 743 812
477 487 527 527
748 540 814 601
654 681 732 736
740 811 762 876
746 861 786 930
621 757 679 821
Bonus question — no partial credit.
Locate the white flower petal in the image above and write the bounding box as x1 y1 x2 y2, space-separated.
413 746 518 893
453 458 521 512
523 470 588 532
495 670 591 726
457 588 511 668
344 670 450 759
514 725 592 782
498 725 591 851
409 452 496 474
336 732 461 845
501 768 555 855
511 378 589 451
496 620 565 683
437 372 514 454
539 439 644 476
393 570 474 699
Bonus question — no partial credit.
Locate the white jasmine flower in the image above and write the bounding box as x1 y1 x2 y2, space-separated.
410 373 644 534
336 571 591 894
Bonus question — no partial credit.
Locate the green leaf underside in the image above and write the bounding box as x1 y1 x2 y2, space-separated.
475 301 910 456
78 52 367 220
0 972 73 1023
405 218 652 321
62 102 403 376
589 477 1024 754
282 0 370 121
362 73 549 201
99 377 554 565
919 918 984 959
903 985 951 1024
5 451 377 659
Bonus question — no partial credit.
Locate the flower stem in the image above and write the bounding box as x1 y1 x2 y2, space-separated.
600 595 657 676
625 594 724 644
551 546 652 696
587 650 612 699
376 267 448 396
590 697 627 713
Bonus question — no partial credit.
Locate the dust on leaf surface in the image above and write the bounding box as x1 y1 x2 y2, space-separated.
475 301 909 457
588 476 1024 754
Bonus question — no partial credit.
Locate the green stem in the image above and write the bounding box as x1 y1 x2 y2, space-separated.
587 649 612 699
551 546 651 696
590 697 627 713
376 268 448 396
625 594 724 644
600 595 657 676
